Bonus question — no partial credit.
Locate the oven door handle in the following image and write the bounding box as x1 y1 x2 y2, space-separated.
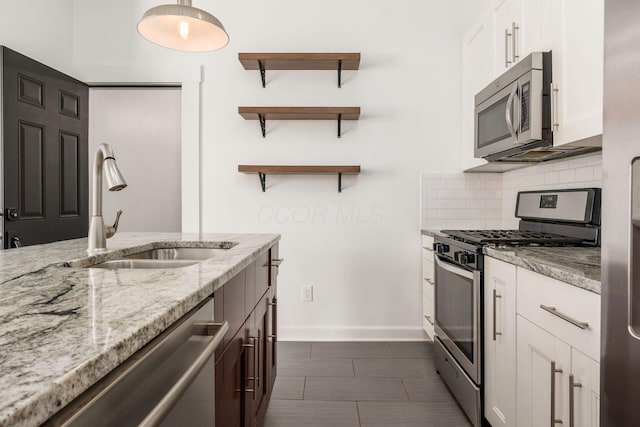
434 255 474 280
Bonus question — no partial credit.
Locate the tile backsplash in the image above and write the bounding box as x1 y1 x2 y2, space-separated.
420 153 602 230
420 173 503 230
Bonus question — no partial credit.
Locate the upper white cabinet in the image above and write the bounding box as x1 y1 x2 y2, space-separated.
492 0 551 74
550 0 604 147
493 0 521 72
461 11 494 170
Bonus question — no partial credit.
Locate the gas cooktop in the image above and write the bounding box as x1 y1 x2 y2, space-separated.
440 229 586 246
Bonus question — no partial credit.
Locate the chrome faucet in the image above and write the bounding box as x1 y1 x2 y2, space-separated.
88 143 127 253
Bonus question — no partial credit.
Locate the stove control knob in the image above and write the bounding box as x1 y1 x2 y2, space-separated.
456 252 475 265
436 244 450 254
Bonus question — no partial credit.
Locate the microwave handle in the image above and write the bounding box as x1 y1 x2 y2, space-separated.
505 85 518 142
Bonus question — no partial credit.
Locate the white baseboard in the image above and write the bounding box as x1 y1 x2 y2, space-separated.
277 326 431 342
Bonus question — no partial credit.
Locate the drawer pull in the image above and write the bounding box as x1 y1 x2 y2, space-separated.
423 277 434 286
540 305 589 330
424 315 434 326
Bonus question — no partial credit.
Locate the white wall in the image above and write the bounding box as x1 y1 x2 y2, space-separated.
69 0 475 340
0 0 75 75
0 0 477 341
89 88 182 232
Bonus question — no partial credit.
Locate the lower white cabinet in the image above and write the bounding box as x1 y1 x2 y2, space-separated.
571 348 601 427
484 257 517 427
484 255 601 427
515 260 601 427
421 234 435 339
517 315 571 426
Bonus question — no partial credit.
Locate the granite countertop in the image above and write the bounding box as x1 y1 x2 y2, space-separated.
484 246 601 294
0 232 280 427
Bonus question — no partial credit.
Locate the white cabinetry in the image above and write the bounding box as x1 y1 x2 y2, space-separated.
571 348 601 427
461 12 494 170
493 0 521 73
421 234 435 339
550 0 604 147
516 266 600 427
492 0 551 74
484 257 517 427
517 315 571 426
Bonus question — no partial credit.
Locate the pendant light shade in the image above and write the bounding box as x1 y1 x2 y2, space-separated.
138 0 229 52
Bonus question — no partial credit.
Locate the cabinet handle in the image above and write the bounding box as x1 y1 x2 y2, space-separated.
256 329 261 388
512 22 519 62
493 289 503 341
505 28 512 68
424 315 434 326
242 333 258 399
550 83 559 131
569 374 582 427
550 361 563 426
423 277 434 286
540 305 589 329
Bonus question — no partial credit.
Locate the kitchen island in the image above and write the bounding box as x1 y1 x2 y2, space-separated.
0 232 280 427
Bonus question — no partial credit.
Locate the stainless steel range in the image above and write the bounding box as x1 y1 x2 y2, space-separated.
432 188 601 427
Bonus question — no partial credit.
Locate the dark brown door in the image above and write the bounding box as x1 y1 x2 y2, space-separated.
2 46 88 249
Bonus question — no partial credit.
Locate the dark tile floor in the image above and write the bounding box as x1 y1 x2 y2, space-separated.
264 341 472 427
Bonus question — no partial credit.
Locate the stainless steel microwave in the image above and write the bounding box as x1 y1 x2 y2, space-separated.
474 52 552 161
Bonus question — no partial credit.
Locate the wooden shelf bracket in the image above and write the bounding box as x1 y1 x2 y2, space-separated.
258 60 266 88
258 113 266 138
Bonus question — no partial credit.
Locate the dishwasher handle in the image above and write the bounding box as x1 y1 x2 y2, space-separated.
139 321 229 427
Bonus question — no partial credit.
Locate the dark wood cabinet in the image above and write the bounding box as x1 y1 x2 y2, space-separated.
214 245 279 427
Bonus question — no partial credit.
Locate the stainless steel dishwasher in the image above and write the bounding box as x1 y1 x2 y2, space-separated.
46 298 227 427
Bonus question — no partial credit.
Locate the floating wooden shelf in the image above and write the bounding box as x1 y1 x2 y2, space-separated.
238 106 360 138
238 165 361 193
238 53 360 88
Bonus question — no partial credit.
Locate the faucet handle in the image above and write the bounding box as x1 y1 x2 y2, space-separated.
105 210 123 239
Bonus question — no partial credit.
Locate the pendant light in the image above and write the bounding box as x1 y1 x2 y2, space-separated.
138 0 229 52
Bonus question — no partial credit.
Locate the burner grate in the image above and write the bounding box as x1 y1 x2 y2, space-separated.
441 229 585 246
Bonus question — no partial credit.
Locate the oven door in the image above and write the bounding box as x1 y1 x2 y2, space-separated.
434 255 482 384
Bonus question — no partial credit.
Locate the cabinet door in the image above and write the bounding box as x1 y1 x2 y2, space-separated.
551 0 604 146
520 0 552 56
571 349 600 427
461 11 495 170
216 326 247 427
484 257 517 427
493 0 521 73
517 316 571 427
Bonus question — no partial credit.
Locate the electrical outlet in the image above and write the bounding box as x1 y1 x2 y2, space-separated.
302 285 314 302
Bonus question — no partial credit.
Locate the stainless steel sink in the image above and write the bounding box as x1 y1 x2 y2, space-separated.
62 243 238 270
88 259 199 269
121 247 230 261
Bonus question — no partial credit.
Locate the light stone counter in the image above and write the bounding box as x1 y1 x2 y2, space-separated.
0 232 280 427
484 246 601 294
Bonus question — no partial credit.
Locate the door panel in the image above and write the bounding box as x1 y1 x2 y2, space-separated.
18 121 45 218
60 131 81 217
2 46 88 248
